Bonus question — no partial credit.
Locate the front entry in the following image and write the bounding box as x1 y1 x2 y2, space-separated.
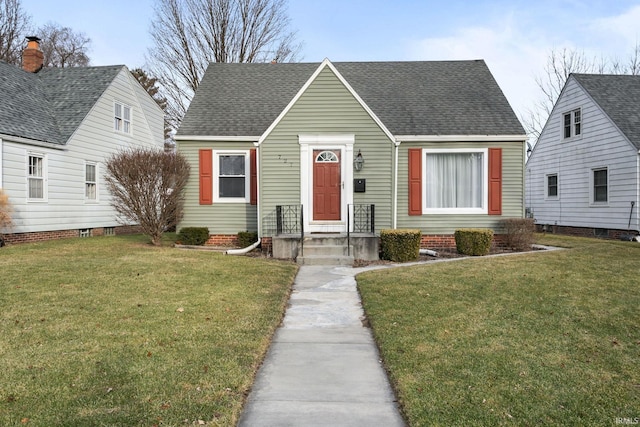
313 150 341 220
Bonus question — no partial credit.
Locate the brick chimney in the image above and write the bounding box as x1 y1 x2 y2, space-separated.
22 36 44 73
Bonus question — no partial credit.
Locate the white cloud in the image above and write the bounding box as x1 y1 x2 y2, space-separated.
406 22 549 123
591 4 640 44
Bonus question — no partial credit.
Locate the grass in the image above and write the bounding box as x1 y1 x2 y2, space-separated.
358 234 640 426
0 234 297 426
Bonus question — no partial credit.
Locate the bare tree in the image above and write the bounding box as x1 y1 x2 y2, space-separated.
147 0 301 130
524 44 640 141
105 148 191 246
0 0 31 65
37 22 90 67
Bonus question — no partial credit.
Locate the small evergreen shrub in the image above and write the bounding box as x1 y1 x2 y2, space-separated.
501 218 535 251
455 228 493 256
237 231 258 248
380 229 421 262
177 227 210 245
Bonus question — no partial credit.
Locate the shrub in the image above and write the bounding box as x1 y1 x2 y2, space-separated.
455 228 493 256
380 229 421 262
177 227 210 246
501 218 535 251
0 189 13 246
237 231 258 248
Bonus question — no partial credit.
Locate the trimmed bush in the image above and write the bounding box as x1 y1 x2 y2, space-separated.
455 228 493 256
237 231 258 248
177 227 209 246
380 229 421 262
501 218 535 251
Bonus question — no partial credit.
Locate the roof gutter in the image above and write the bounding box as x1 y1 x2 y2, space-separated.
395 134 528 143
0 133 66 150
174 135 260 142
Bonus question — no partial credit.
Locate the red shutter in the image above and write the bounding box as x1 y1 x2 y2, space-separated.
488 148 502 215
408 148 422 216
199 149 213 205
250 148 257 205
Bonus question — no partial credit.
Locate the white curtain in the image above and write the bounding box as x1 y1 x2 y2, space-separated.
425 153 483 208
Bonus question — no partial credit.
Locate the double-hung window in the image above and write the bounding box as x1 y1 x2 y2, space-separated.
547 174 558 198
28 154 45 200
114 101 131 134
563 109 581 139
593 168 608 203
423 149 487 214
85 162 97 201
214 151 249 202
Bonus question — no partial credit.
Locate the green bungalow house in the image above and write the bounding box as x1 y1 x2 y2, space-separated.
175 59 527 262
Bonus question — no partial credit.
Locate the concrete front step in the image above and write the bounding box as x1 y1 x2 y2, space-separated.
296 254 354 266
302 244 353 257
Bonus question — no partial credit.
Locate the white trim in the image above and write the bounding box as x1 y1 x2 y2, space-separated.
259 59 396 145
84 161 99 203
396 135 527 143
299 134 354 232
213 150 250 203
174 135 260 142
590 166 609 206
114 100 132 136
393 143 398 229
545 172 559 200
27 151 47 202
0 138 3 189
0 133 66 150
422 148 488 215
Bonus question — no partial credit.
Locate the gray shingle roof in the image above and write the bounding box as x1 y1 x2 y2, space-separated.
572 74 640 150
0 61 123 144
178 60 525 137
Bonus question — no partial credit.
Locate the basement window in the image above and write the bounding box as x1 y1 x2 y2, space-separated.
79 228 91 238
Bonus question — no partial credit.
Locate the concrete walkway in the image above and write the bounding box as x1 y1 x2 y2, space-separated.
238 265 405 427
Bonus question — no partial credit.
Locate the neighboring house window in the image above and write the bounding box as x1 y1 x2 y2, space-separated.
28 154 45 200
114 101 131 134
214 151 249 202
547 174 558 198
593 168 608 203
85 162 97 201
422 149 488 214
563 109 581 138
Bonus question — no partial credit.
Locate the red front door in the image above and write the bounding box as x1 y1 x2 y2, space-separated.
313 150 341 221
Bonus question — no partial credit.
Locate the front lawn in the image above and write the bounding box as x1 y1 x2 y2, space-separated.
358 234 640 426
0 235 297 426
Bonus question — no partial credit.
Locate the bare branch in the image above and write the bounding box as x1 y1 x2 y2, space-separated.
105 148 191 246
37 22 91 67
0 0 31 65
146 0 302 131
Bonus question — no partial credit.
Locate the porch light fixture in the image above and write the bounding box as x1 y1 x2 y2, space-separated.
354 150 365 171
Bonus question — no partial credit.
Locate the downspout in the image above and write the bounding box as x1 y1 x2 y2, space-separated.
227 142 261 256
393 140 400 229
0 138 3 188
226 238 261 255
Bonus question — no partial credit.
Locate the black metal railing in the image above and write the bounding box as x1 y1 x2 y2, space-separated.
347 204 375 256
351 204 375 233
274 204 304 256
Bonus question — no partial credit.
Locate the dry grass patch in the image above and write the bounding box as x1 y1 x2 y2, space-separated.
358 234 640 426
0 235 297 426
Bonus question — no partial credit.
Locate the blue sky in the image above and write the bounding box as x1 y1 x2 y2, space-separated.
19 0 640 121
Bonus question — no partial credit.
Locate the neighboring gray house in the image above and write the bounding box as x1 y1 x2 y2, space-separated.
176 59 527 258
0 38 164 244
526 74 640 238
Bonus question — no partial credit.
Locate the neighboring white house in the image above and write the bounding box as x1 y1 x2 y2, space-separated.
526 73 640 238
0 38 164 244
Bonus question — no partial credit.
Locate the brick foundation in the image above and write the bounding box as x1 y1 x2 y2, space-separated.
536 224 638 240
1 225 142 245
204 234 238 247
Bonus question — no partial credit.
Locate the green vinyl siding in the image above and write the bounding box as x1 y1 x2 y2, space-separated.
260 66 394 235
178 140 257 234
397 141 525 233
